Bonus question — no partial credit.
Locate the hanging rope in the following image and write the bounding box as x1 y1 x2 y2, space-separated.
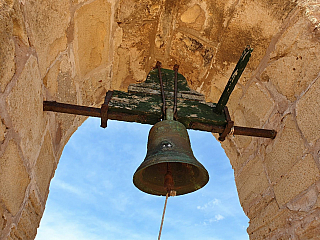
158 192 169 240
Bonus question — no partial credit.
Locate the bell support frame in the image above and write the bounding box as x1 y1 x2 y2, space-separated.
43 46 277 141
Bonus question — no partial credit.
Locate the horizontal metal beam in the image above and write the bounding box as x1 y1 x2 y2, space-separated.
44 101 277 139
43 101 158 124
190 122 277 139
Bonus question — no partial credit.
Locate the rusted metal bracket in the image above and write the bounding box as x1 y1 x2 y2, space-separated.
189 122 276 139
173 64 179 120
218 107 234 141
156 61 166 119
215 46 253 114
100 91 113 128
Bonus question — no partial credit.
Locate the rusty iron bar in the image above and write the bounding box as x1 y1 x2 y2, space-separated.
100 91 113 128
44 101 277 139
173 64 179 120
43 101 155 124
190 122 277 139
215 46 253 114
156 61 166 119
44 101 101 117
218 107 234 141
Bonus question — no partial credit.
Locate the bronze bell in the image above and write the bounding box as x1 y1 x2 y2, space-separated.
133 117 209 196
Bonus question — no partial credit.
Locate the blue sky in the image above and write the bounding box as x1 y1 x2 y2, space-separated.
35 117 249 240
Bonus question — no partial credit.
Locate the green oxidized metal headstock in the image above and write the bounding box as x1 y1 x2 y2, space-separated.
109 67 226 128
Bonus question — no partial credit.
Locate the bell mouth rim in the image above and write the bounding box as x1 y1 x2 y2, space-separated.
133 161 209 196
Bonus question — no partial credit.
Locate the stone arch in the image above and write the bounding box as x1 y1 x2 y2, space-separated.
0 0 320 239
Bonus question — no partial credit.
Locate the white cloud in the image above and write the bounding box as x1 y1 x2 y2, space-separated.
197 198 220 210
52 179 87 199
202 214 225 226
214 214 224 221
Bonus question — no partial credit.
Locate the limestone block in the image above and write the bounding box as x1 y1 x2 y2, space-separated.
112 46 146 92
245 188 275 220
296 78 320 144
10 190 43 240
44 53 75 100
25 0 70 77
6 56 44 165
231 82 274 149
247 200 279 234
43 60 59 97
264 208 292 236
57 72 77 104
240 82 274 126
232 108 253 149
236 156 270 213
219 137 240 170
0 3 15 92
74 0 111 76
80 68 110 106
11 0 28 45
295 209 320 240
54 113 76 150
0 140 30 216
262 15 320 102
265 114 305 183
287 185 318 212
35 132 56 200
179 4 206 30
248 208 293 239
274 154 320 206
227 86 243 112
262 54 320 102
181 5 202 24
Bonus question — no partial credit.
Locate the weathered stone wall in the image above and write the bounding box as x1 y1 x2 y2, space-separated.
0 0 319 239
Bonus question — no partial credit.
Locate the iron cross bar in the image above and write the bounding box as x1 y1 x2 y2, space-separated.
43 98 276 140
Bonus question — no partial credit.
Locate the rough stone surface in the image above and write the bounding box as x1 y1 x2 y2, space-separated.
0 2 15 92
6 56 44 165
287 185 319 212
35 132 56 200
263 15 320 102
296 77 320 144
265 114 306 184
274 154 320 206
236 156 270 215
74 0 111 77
9 190 43 240
1 1 320 239
24 0 70 77
0 141 30 216
180 4 203 24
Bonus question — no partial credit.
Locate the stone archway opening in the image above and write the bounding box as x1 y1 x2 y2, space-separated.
35 118 249 240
